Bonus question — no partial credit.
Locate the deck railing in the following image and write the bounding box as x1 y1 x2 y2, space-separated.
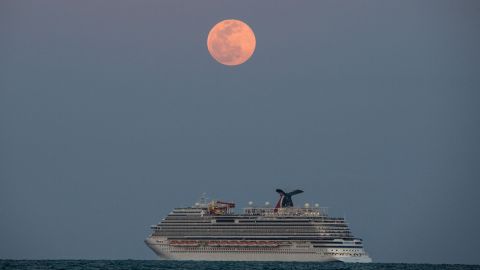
242 207 328 217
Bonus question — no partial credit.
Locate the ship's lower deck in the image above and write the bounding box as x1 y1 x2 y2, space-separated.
145 237 372 263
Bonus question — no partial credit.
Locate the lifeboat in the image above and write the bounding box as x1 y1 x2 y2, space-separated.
217 241 228 246
203 240 279 247
207 241 219 246
169 240 199 247
244 241 279 247
268 241 279 247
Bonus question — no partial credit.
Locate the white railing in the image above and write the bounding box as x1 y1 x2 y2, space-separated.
243 207 328 217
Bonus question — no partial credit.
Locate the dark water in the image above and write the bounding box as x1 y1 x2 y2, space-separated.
1 261 479 270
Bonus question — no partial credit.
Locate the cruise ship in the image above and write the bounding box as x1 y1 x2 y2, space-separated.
145 189 372 262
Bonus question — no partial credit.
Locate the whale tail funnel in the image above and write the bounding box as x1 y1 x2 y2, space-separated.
275 189 304 208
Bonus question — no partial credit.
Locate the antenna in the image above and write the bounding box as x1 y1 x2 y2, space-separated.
197 192 208 206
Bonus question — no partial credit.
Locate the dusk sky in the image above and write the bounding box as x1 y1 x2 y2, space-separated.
1 0 479 264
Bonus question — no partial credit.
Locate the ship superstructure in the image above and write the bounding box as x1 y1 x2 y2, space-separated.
145 189 372 262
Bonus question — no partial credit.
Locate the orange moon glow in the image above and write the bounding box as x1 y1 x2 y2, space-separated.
207 19 256 66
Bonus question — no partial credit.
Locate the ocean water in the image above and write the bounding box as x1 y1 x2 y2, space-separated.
0 261 479 270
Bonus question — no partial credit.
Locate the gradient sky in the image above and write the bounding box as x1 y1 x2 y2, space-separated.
1 0 479 264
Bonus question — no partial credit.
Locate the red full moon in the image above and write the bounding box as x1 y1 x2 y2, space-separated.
207 19 256 66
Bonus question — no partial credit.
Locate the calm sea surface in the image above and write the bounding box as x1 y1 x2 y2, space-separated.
1 261 479 270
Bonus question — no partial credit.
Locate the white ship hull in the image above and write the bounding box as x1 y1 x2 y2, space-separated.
146 192 373 263
145 238 372 263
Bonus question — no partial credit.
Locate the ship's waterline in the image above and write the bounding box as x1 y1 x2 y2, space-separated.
145 189 372 262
